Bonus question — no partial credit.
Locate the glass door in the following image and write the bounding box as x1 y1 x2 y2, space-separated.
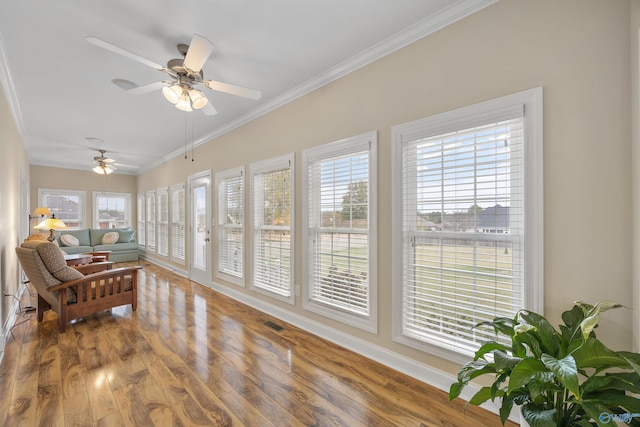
189 172 212 286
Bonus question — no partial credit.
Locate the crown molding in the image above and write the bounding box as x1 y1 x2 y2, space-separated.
141 0 498 174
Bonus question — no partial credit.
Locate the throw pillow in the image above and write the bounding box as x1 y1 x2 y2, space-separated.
102 231 119 245
117 230 136 243
60 234 80 247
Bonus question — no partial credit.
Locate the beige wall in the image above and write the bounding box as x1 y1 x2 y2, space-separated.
137 0 635 376
0 82 30 330
633 0 640 352
29 166 137 228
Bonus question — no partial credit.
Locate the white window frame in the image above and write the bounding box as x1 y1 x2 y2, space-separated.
157 187 169 257
216 166 245 286
137 193 146 247
391 87 543 363
146 190 156 253
38 188 86 229
93 191 131 229
170 183 186 264
302 131 378 333
250 153 295 304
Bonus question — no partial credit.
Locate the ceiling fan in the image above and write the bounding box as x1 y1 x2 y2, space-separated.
86 34 262 115
92 149 138 175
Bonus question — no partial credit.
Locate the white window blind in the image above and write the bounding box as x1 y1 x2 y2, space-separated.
216 167 244 283
137 193 146 246
393 89 543 359
93 192 130 229
157 187 169 257
170 184 186 263
303 132 377 331
39 189 86 229
251 155 294 301
146 190 156 252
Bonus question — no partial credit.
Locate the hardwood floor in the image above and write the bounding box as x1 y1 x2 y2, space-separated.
0 260 515 426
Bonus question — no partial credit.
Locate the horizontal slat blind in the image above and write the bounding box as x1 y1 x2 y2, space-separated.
146 191 156 252
217 171 244 279
253 165 292 297
137 193 146 246
170 185 185 261
157 188 169 257
401 117 524 353
308 149 370 315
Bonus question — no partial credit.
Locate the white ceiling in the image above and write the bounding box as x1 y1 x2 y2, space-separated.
0 0 493 175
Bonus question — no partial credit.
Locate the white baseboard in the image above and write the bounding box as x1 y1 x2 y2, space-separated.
209 280 523 424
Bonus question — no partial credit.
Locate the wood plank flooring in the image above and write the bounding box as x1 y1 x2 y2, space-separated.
0 260 515 426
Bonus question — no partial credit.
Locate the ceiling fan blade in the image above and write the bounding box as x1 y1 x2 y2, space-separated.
201 101 217 116
86 36 165 71
183 34 214 74
125 81 168 95
203 80 262 100
113 162 139 169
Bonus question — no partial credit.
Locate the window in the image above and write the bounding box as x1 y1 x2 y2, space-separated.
251 154 294 302
216 167 244 285
137 193 146 246
157 187 169 257
39 189 86 229
146 190 156 253
392 88 543 360
170 183 186 263
93 192 131 229
302 132 377 332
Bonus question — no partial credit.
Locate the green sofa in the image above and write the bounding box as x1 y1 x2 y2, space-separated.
55 227 139 262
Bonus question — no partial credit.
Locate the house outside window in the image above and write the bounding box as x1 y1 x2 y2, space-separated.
216 167 244 285
302 131 377 332
392 88 543 361
93 192 130 229
250 154 294 303
39 189 86 229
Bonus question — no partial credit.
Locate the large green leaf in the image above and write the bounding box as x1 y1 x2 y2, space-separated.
541 353 580 398
582 372 640 394
575 401 611 427
520 311 561 355
468 386 494 406
521 403 557 427
474 341 510 361
495 350 523 371
621 351 640 376
508 358 549 392
561 305 585 331
586 391 640 413
572 337 629 370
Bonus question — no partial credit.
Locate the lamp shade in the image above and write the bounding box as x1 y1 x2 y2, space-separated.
174 92 193 112
162 84 182 104
32 207 51 217
35 218 68 242
93 164 114 175
35 218 67 231
188 89 208 109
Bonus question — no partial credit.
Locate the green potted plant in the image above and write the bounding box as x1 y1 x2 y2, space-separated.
449 301 640 426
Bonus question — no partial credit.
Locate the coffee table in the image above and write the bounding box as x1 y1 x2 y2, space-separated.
63 253 94 266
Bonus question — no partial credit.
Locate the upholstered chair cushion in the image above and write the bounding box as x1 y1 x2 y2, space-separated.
35 242 67 274
27 241 80 303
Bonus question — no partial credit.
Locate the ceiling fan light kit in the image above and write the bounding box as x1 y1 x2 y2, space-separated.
87 33 261 116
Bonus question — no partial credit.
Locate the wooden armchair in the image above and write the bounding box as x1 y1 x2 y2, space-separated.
16 240 141 332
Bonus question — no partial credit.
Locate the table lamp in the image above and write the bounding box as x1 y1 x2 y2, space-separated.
35 218 68 242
